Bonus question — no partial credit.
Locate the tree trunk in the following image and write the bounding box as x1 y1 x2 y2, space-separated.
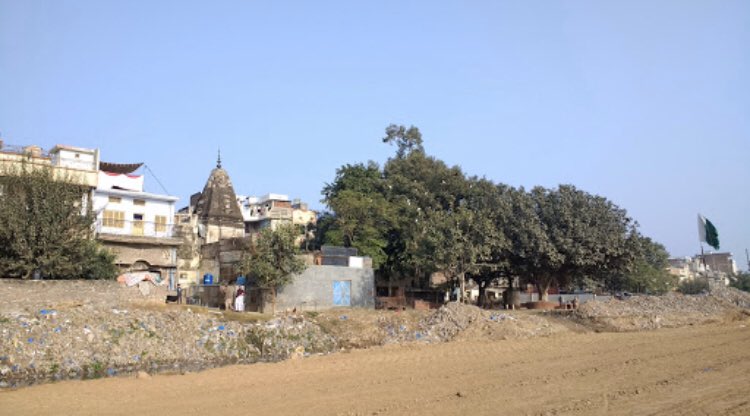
477 279 487 308
535 282 550 301
271 287 277 315
459 273 466 303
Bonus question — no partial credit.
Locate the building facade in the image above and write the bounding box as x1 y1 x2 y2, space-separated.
1 141 181 282
238 193 293 234
698 252 738 276
0 142 99 188
668 252 738 286
93 163 181 281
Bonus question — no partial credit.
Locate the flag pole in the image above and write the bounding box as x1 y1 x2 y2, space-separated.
698 214 705 276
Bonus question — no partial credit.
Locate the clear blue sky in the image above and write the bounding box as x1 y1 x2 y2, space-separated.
1 1 748 269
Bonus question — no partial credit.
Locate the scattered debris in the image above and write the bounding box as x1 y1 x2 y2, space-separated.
1 280 748 389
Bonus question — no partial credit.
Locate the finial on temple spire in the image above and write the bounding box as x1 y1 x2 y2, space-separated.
217 148 222 168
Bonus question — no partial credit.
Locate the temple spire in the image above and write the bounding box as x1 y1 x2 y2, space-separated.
217 148 222 168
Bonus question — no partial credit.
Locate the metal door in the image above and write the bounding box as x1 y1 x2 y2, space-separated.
332 280 351 306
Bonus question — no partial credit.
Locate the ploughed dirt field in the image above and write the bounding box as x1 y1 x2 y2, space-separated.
2 318 749 416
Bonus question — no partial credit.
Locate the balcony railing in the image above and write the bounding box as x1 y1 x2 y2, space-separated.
95 218 175 238
244 207 292 221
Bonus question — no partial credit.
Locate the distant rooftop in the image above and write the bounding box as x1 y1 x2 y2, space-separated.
237 193 291 205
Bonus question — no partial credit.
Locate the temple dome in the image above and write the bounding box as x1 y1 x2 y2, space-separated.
194 167 244 224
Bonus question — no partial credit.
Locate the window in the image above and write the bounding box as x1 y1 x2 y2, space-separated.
108 196 122 204
132 214 144 236
134 199 146 207
155 215 167 232
103 210 125 228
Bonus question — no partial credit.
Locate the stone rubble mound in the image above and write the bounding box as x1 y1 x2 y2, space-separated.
574 289 750 331
2 280 749 389
710 286 750 309
416 302 482 342
379 302 565 344
0 280 335 389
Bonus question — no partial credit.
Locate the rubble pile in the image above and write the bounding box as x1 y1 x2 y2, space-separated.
413 302 482 342
710 286 750 309
2 279 749 388
574 290 750 332
310 308 427 349
0 280 336 389
379 302 566 344
455 311 568 341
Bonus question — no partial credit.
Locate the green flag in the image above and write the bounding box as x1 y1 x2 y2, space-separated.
698 214 720 250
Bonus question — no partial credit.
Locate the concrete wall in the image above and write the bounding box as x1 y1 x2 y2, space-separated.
275 265 375 311
101 241 177 269
0 152 98 187
204 223 245 244
53 148 97 171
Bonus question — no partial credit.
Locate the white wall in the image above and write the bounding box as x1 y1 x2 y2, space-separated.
54 149 97 171
98 171 144 192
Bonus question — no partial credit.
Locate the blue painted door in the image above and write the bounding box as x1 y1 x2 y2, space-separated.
332 280 351 306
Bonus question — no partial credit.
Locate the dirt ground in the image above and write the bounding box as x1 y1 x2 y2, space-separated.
2 318 748 416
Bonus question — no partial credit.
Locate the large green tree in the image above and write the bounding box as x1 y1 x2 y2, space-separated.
508 185 636 300
461 179 512 305
380 146 470 281
321 162 392 267
418 206 497 302
615 236 677 294
505 187 562 300
322 124 646 304
0 164 117 279
240 223 306 314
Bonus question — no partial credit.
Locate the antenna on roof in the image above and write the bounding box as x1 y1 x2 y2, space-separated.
217 148 222 168
143 164 170 195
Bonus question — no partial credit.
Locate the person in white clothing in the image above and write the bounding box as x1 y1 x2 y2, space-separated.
234 286 245 312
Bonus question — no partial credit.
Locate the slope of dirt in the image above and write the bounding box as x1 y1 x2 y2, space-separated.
2 318 749 416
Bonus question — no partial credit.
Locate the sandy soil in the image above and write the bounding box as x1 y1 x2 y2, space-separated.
2 318 749 416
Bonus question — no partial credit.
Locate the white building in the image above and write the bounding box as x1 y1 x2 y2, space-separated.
237 193 294 233
93 162 181 281
237 194 317 246
49 145 99 172
94 171 176 238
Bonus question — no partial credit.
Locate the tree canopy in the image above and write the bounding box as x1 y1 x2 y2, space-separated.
240 223 306 313
0 164 117 279
321 124 663 302
613 236 676 294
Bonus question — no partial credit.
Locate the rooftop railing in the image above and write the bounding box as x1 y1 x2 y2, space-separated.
0 143 50 158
